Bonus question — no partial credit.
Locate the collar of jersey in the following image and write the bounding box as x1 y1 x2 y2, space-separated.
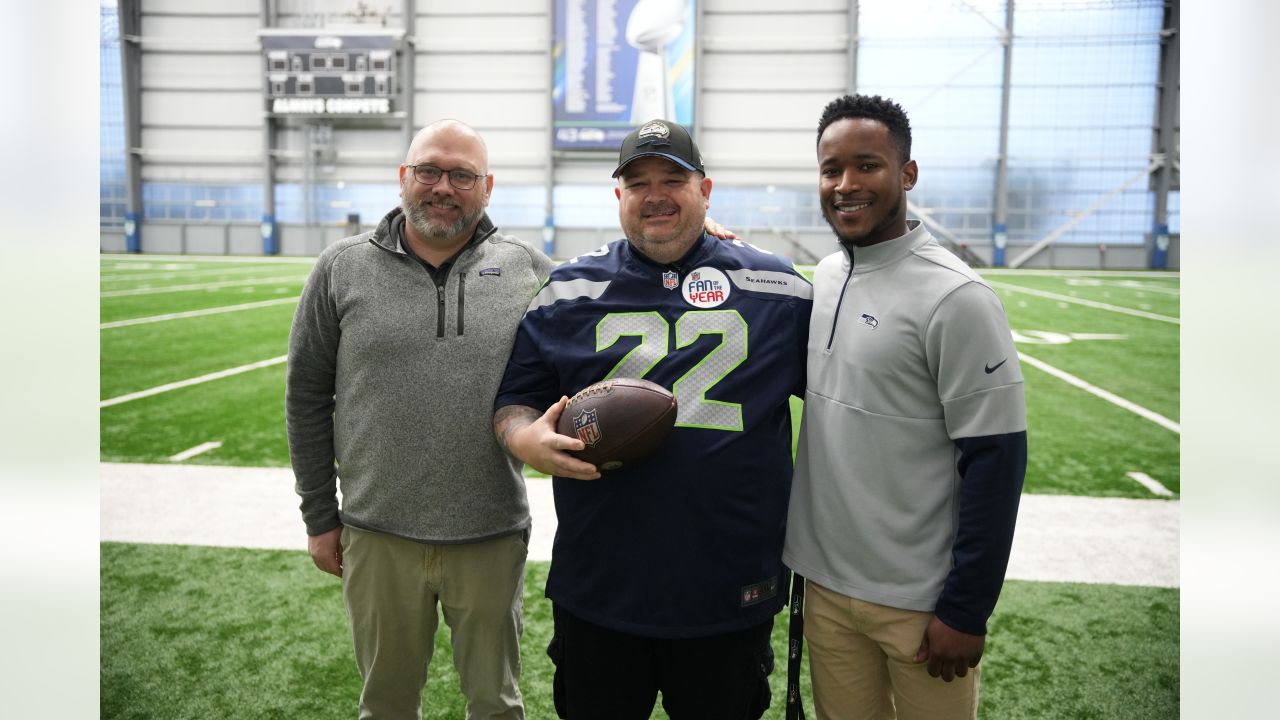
622 230 713 277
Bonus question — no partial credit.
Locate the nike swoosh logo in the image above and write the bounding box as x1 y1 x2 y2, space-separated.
985 359 1007 374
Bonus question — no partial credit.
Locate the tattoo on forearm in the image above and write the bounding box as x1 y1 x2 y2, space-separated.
494 405 540 453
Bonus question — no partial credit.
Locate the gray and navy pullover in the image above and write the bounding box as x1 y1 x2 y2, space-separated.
784 221 1027 635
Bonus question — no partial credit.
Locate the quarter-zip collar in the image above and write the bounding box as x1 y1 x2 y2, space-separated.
825 220 927 352
839 219 928 274
368 206 498 339
369 206 498 265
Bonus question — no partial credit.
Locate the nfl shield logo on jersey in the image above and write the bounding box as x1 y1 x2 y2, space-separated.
662 271 679 290
572 409 601 447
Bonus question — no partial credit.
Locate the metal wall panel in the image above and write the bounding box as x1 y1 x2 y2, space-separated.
702 52 846 92
412 92 546 131
140 223 184 253
140 53 262 90
421 0 545 13
184 225 229 254
140 90 263 128
228 225 265 255
705 0 846 11
141 127 263 157
101 232 129 253
414 53 549 91
699 0 848 188
142 0 259 13
139 16 262 44
414 15 546 53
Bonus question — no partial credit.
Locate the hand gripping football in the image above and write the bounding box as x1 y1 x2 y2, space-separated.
555 378 677 471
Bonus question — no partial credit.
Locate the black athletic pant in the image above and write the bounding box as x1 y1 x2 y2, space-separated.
547 604 774 720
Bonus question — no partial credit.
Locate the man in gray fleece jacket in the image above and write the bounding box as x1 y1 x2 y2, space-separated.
286 119 553 719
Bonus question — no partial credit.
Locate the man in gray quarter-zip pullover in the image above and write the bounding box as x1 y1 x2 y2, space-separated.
784 95 1027 720
286 119 553 719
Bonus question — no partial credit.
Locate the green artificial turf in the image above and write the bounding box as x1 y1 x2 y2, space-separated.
100 364 291 466
997 286 1179 421
1021 356 1179 496
103 544 1177 720
982 581 1179 719
101 267 311 325
984 273 1180 319
101 303 296 400
99 263 1182 499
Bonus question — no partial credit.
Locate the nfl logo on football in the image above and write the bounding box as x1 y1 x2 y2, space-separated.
572 409 601 447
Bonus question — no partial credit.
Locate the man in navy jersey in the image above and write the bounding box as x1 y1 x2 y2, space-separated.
493 119 812 720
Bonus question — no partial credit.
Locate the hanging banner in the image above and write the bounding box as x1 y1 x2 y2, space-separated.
552 0 697 150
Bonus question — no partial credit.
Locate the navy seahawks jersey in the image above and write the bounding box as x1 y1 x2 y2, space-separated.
496 233 812 638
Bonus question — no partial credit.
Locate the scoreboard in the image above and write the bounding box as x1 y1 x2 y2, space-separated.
258 28 404 116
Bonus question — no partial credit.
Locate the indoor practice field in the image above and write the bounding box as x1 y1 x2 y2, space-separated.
99 254 1180 719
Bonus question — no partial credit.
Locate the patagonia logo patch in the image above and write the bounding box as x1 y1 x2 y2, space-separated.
740 576 779 607
479 267 501 277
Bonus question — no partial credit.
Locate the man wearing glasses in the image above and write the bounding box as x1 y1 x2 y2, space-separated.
286 119 553 719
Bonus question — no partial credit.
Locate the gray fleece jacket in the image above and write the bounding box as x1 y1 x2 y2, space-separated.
286 207 554 542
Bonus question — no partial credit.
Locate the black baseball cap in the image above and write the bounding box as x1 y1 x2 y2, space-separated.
612 119 704 178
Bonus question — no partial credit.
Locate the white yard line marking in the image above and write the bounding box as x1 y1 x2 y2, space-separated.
169 442 223 463
1126 471 1175 497
101 266 305 283
101 297 300 329
990 280 1180 324
99 355 288 408
1060 277 1180 296
101 275 307 298
1018 352 1181 433
1068 333 1128 341
101 253 315 265
981 268 1180 279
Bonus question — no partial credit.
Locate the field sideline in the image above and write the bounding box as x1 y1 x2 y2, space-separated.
101 461 1179 588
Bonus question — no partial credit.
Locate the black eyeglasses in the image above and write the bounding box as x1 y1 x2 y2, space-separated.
405 164 487 190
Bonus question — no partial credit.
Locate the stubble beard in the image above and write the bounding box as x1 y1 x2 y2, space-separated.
825 192 903 248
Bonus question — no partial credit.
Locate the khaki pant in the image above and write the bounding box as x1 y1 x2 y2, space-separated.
805 581 980 720
341 525 528 720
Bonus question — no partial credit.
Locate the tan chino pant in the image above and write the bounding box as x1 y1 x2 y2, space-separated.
341 525 528 720
805 580 980 720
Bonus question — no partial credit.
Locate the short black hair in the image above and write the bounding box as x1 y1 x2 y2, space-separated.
816 94 912 164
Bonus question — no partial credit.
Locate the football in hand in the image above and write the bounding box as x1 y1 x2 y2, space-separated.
555 378 677 471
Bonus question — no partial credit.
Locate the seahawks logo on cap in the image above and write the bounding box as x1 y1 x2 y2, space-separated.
638 121 671 140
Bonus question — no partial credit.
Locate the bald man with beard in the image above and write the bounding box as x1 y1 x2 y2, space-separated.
286 120 554 719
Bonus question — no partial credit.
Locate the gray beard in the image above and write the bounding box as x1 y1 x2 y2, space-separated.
403 197 483 243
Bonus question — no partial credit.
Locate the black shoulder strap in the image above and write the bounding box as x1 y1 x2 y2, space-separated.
786 573 807 720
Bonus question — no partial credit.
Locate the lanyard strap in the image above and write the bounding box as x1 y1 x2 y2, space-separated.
786 572 807 720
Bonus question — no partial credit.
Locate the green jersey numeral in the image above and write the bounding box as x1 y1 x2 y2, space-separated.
597 310 747 431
